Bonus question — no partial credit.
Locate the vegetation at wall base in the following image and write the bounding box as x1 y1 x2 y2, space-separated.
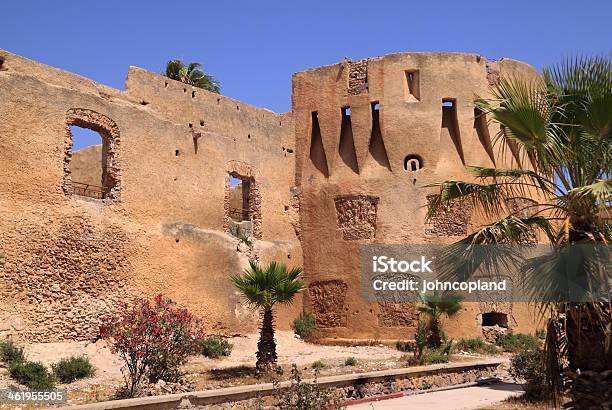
0 339 25 365
496 333 540 353
198 336 233 358
51 356 96 383
100 294 203 397
416 291 462 348
292 311 316 339
9 361 55 390
455 338 499 355
229 225 253 247
510 347 550 400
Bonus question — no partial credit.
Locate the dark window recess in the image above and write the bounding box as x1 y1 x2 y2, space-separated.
441 98 465 164
474 106 495 164
405 70 420 101
482 312 508 328
369 102 391 170
404 154 423 171
339 106 359 173
309 112 330 177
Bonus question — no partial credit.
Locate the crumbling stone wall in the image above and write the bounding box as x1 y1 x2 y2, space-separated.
0 49 301 342
348 59 368 95
425 195 474 237
377 303 419 328
334 195 379 240
0 49 543 343
309 280 348 328
0 215 130 341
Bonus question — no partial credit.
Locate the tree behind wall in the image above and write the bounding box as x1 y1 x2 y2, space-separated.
164 59 220 94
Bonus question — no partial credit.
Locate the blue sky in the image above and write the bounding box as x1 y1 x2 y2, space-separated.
3 1 611 149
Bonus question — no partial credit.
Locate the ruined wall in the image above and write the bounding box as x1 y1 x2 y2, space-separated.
293 52 543 342
0 50 301 341
0 49 544 343
71 145 103 187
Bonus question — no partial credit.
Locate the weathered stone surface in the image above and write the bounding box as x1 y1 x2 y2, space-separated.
425 195 474 237
348 59 369 95
334 195 378 240
309 280 348 328
377 302 419 328
0 49 543 343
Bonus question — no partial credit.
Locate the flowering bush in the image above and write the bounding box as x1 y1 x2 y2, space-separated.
100 294 203 397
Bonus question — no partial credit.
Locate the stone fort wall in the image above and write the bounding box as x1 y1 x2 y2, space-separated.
0 50 543 342
292 53 543 342
0 50 301 341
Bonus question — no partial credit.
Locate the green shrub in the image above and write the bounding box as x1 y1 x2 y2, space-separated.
414 320 429 361
198 336 233 358
292 311 316 339
441 337 453 357
456 338 499 354
51 356 96 383
230 226 253 247
395 341 415 352
311 360 325 370
424 350 449 364
0 339 25 365
344 357 356 366
9 361 55 390
496 333 540 353
509 347 549 399
274 364 343 409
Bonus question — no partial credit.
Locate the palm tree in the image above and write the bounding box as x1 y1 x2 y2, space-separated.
231 260 305 371
164 59 220 93
426 56 611 403
416 291 462 347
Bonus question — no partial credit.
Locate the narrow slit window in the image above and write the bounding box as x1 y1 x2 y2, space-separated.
228 174 251 223
404 70 420 101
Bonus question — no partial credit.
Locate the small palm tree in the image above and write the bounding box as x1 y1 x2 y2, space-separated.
427 55 611 403
416 291 462 347
231 261 305 371
164 59 220 93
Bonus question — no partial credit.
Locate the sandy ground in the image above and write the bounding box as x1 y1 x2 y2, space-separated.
0 331 409 406
189 331 405 370
0 332 504 407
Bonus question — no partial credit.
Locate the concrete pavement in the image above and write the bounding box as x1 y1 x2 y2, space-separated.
347 382 524 409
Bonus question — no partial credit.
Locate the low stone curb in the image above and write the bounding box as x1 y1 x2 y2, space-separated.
62 359 504 409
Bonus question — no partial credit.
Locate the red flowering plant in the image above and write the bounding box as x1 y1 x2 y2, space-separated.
100 294 203 397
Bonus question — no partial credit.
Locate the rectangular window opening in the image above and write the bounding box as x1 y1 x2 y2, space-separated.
228 174 251 223
69 126 108 200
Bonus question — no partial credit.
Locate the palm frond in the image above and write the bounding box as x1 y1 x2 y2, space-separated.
466 166 555 193
426 180 508 219
231 260 304 309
